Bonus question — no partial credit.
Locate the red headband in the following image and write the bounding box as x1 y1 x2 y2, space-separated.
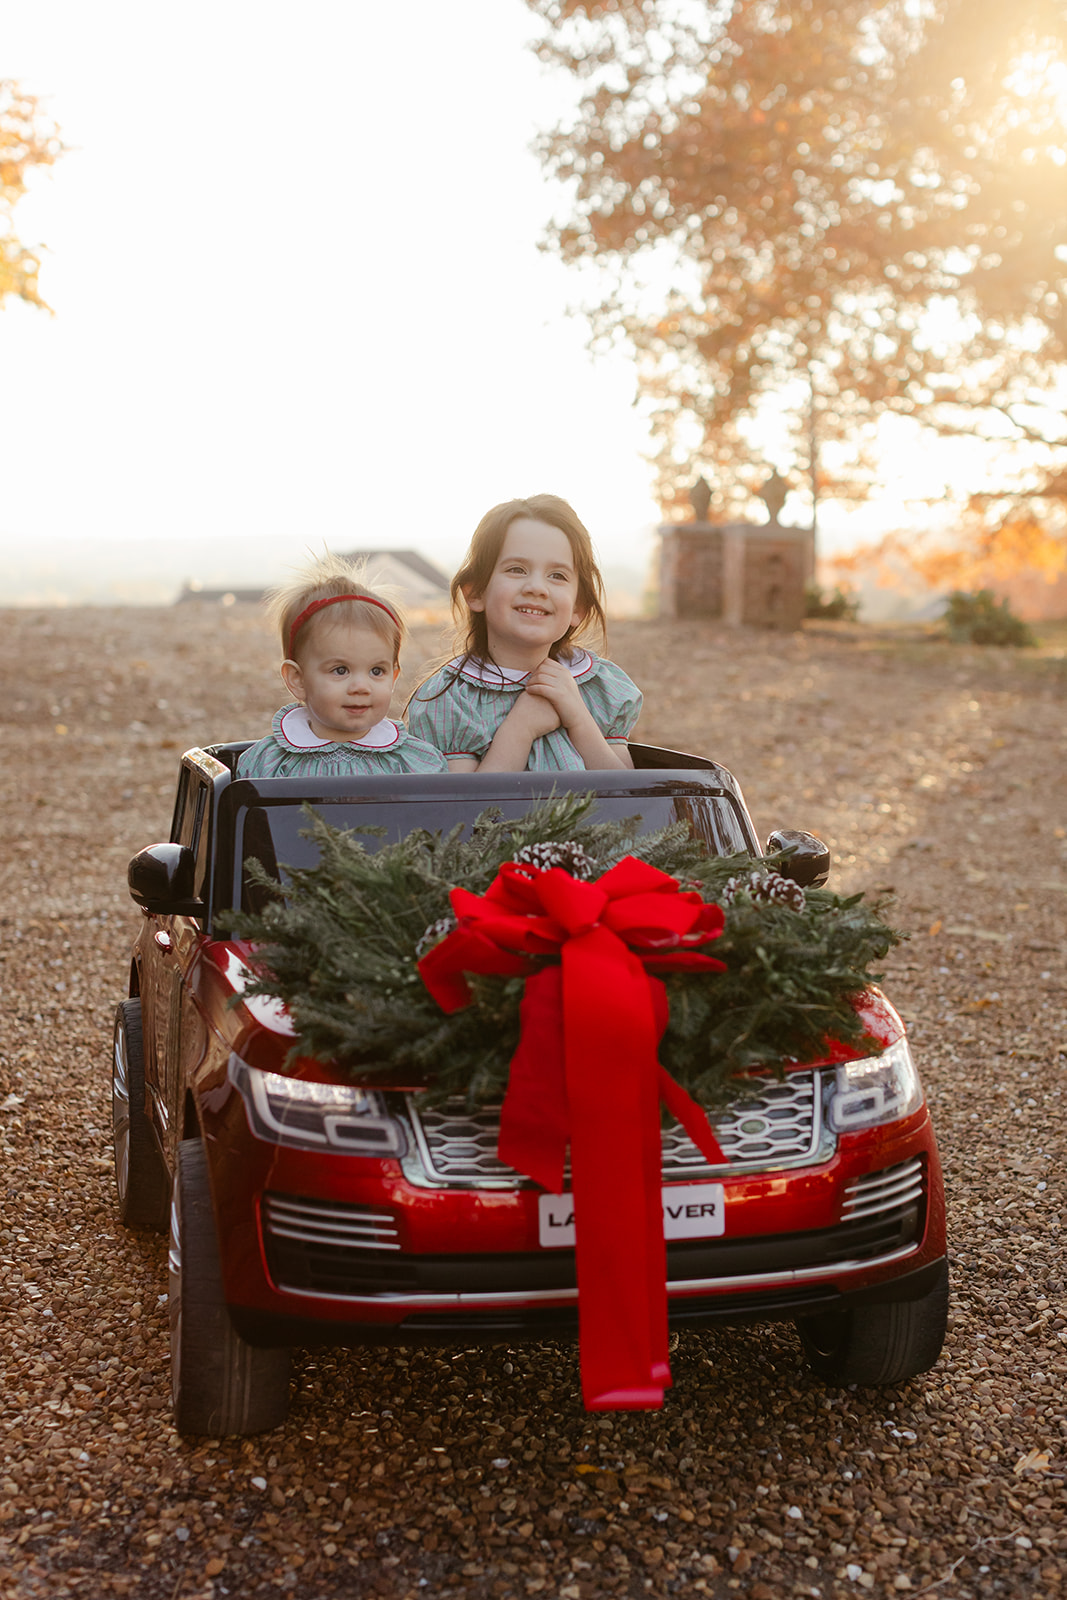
288 594 401 659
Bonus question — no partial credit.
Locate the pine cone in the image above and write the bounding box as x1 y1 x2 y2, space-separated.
723 869 805 913
764 874 807 912
512 840 597 880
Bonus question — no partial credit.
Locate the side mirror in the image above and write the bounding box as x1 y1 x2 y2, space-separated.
765 829 831 888
128 843 202 915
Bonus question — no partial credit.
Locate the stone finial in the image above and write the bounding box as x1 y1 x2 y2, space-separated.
759 470 789 524
689 475 712 523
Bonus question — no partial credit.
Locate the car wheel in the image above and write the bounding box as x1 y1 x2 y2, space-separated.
169 1137 291 1437
795 1260 949 1386
112 999 169 1232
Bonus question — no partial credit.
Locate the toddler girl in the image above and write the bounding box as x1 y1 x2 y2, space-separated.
408 495 641 771
236 555 448 778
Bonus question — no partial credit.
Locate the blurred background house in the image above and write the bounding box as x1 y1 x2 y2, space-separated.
176 548 452 624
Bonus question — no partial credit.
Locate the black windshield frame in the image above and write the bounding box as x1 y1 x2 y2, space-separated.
210 768 760 932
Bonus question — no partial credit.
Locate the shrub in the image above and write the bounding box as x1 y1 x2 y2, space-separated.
944 589 1035 647
804 583 860 621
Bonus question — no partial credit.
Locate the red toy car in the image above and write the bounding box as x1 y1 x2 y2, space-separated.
113 743 947 1436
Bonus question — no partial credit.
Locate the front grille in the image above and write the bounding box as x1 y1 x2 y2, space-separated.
262 1194 401 1251
405 1073 821 1189
663 1077 818 1170
842 1157 925 1222
262 1193 407 1295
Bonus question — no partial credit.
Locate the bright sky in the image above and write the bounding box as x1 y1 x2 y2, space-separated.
0 0 666 603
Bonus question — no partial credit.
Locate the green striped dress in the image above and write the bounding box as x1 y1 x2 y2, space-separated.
407 650 642 771
236 704 449 778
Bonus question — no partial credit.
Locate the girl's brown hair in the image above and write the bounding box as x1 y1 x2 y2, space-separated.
265 552 405 664
451 494 608 664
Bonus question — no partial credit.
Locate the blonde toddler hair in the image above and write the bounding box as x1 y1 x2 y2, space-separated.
265 553 406 664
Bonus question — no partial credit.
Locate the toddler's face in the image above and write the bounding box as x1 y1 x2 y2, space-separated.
281 617 398 743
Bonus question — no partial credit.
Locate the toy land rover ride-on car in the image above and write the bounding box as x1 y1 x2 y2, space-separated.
112 741 947 1437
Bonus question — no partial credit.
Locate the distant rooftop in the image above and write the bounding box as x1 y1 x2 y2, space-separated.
176 548 451 609
341 549 450 593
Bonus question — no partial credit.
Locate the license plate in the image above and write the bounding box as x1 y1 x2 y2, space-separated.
538 1182 726 1248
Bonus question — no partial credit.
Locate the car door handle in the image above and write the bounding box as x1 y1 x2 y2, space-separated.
154 931 174 954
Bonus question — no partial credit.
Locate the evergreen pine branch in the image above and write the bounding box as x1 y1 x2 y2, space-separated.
222 797 903 1109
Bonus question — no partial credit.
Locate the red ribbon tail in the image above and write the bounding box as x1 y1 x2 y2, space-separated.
644 1044 671 1392
564 930 668 1412
497 967 569 1194
657 1068 727 1167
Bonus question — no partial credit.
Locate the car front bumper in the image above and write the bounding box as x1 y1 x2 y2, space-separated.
202 1082 945 1349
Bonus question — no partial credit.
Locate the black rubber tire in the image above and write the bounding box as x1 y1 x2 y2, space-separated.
170 1138 291 1437
112 999 170 1232
796 1259 950 1385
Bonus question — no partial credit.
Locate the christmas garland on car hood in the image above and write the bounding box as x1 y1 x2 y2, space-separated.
224 792 902 1108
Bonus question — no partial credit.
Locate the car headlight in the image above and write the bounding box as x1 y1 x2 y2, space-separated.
827 1038 924 1133
228 1055 404 1155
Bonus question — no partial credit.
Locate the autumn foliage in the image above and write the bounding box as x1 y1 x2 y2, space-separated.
834 513 1067 596
0 80 62 312
525 0 1067 523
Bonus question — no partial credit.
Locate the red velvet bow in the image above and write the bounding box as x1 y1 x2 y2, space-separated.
418 854 729 1411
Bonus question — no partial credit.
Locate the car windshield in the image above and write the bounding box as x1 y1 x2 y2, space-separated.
230 789 751 913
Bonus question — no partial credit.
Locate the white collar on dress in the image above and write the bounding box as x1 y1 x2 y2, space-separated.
449 649 594 687
278 704 401 750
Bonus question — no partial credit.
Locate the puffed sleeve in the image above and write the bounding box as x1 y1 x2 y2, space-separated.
582 658 643 743
406 670 490 762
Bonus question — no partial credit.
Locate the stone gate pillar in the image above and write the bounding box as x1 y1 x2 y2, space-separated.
658 476 812 630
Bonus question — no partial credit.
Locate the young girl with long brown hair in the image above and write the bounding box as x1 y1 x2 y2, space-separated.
407 495 641 771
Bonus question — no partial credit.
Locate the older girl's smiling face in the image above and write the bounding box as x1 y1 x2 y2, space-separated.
468 517 583 669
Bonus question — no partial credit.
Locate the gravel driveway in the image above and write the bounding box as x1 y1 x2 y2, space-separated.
2 606 1065 1600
